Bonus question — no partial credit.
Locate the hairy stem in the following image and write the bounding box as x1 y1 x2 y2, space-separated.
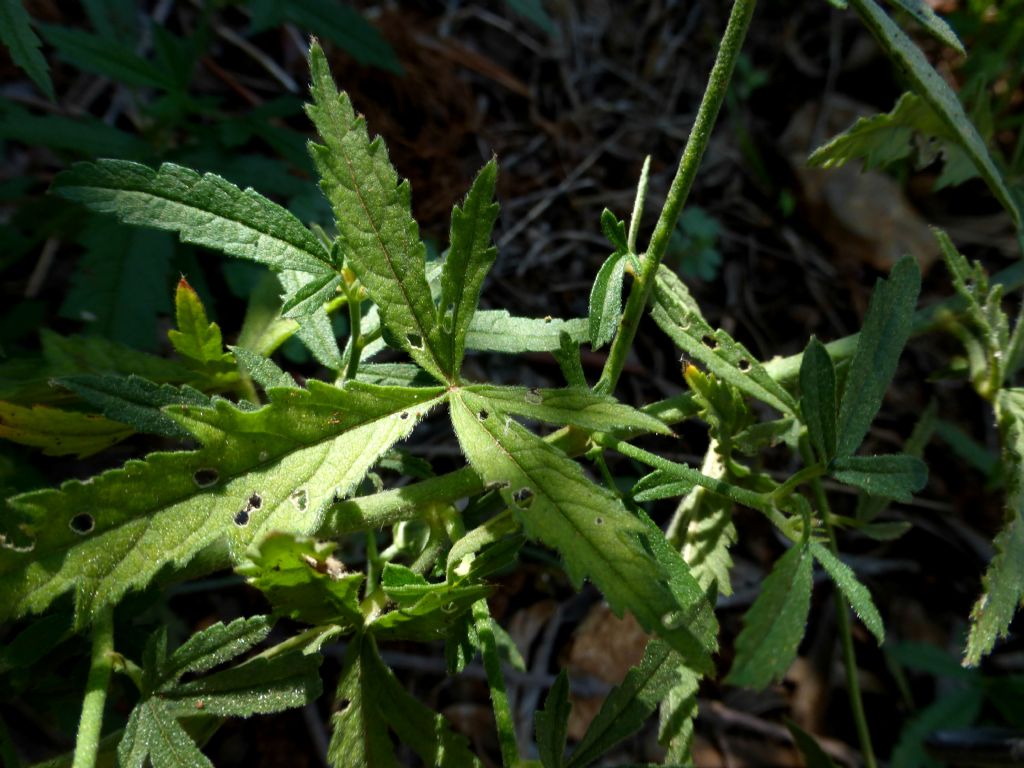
800 440 877 768
343 284 363 381
71 607 114 768
472 600 519 767
596 0 757 395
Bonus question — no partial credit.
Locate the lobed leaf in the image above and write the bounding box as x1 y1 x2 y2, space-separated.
848 0 1021 227
168 278 235 370
829 453 927 502
450 389 717 673
658 663 700 764
835 256 920 457
727 544 813 689
800 337 838 462
675 444 737 597
652 266 798 416
810 543 885 644
52 160 334 275
440 159 500 377
306 42 447 381
164 615 272 679
464 310 588 353
0 381 445 627
237 534 364 627
463 384 671 435
964 388 1024 665
0 0 54 100
328 633 481 768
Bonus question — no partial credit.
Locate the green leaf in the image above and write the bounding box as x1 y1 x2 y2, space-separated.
465 310 588 353
450 389 716 673
306 42 447 381
280 269 342 320
59 221 173 351
0 381 445 627
371 563 491 642
40 330 197 385
658 663 700 764
632 469 696 502
328 633 482 768
0 0 54 100
809 542 885 644
56 374 210 440
119 617 321 767
237 533 364 627
566 640 684 768
652 266 799 416
463 384 670 435
284 0 401 74
674 445 737 598
231 346 296 391
535 670 571 768
52 160 335 276
829 454 928 502
588 251 628 350
727 544 813 689
279 270 344 371
800 337 838 462
440 159 500 377
890 687 983 768
785 720 839 768
848 0 1021 228
835 255 921 456
0 102 149 159
37 23 169 89
964 388 1024 665
0 401 133 458
168 278 235 370
882 0 964 53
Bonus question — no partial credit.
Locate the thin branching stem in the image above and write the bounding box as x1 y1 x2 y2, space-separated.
71 607 114 768
596 0 757 395
800 440 878 768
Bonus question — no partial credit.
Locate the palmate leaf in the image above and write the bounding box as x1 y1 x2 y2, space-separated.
450 388 717 673
462 384 670 435
848 0 1022 227
727 544 813 689
440 159 500 376
652 266 799 416
120 617 321 767
0 381 445 627
464 310 588 353
965 388 1024 665
328 632 481 768
0 0 54 100
51 159 335 276
306 42 448 382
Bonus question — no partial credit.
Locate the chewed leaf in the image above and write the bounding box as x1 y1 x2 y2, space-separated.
0 381 445 627
727 544 812 689
450 389 717 673
463 384 670 435
0 401 133 457
306 42 447 381
652 266 798 416
465 310 588 353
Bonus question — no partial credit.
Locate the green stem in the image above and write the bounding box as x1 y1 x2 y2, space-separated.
770 464 827 504
595 0 757 395
601 436 799 540
344 285 363 381
800 440 878 768
71 607 114 768
472 600 519 767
